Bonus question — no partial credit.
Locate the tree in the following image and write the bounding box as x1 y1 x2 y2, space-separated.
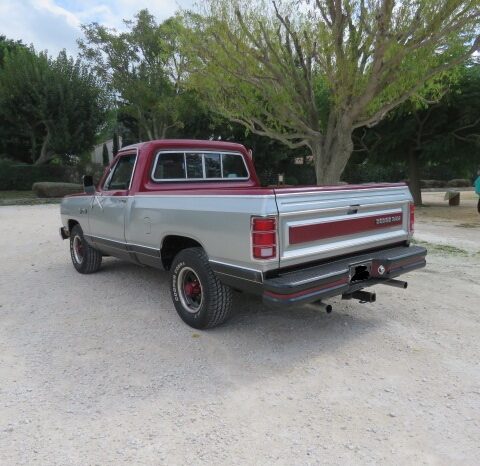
350 63 480 204
0 47 106 164
0 35 25 66
112 130 119 156
0 36 29 161
79 10 192 141
102 143 110 165
185 0 480 184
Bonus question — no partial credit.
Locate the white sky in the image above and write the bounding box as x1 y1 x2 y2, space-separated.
0 0 195 56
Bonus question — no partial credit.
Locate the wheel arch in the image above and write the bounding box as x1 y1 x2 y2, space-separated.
160 234 206 270
68 219 80 232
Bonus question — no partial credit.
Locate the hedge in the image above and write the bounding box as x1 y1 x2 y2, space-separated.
32 182 82 198
0 159 66 190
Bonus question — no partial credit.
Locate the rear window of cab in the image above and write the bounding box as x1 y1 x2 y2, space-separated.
151 151 249 182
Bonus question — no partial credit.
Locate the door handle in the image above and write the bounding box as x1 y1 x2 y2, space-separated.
118 199 127 203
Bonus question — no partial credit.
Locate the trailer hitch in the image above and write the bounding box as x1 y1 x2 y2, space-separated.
342 290 377 303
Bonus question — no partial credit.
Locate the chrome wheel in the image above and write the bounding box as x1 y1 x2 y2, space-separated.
177 267 203 313
72 235 84 264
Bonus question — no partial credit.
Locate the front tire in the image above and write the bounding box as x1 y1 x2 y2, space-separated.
69 224 102 274
170 247 233 329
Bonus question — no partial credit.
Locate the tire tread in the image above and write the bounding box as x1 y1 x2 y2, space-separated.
171 247 233 329
70 224 102 274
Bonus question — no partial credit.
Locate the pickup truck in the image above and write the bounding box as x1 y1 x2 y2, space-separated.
60 139 427 329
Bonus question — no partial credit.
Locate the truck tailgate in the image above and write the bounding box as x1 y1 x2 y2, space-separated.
274 183 412 268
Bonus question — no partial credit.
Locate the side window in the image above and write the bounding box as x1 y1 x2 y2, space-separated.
105 154 136 190
222 153 248 178
153 153 185 180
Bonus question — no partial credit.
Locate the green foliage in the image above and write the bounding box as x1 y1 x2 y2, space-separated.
0 44 106 165
348 63 480 181
342 159 407 184
0 35 25 66
184 0 480 183
79 10 194 141
0 159 65 190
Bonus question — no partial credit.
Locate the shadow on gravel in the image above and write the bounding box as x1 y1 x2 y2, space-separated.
94 257 382 349
7 255 386 403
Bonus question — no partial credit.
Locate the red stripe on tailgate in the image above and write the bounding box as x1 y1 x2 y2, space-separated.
289 213 403 245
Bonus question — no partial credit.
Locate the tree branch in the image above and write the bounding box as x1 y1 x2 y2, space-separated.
353 38 480 129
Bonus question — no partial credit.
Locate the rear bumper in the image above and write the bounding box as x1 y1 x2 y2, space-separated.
263 245 427 307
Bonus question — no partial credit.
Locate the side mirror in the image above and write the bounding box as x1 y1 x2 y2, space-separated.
83 175 95 194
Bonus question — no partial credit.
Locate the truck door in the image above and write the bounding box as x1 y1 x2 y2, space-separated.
89 152 137 260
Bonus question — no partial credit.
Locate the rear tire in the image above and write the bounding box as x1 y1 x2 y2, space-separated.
170 247 233 329
69 224 102 274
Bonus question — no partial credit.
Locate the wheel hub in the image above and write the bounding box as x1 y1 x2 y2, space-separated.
184 281 201 298
72 235 84 264
177 267 203 313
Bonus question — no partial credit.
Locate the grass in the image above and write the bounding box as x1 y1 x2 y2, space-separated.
0 190 61 206
412 239 469 256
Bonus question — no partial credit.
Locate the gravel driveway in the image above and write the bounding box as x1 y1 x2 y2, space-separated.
0 204 479 465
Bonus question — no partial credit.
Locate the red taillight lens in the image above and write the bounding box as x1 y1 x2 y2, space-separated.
252 232 275 245
252 216 277 260
252 218 276 231
409 202 415 234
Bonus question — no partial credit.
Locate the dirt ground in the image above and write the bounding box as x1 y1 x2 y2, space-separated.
0 202 479 465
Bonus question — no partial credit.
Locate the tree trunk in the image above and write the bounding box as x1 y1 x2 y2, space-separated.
29 131 37 164
408 148 422 205
313 119 354 185
34 130 52 165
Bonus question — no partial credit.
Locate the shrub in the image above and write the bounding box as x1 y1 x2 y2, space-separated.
420 179 446 188
341 162 406 184
32 182 82 198
446 179 472 188
0 159 65 190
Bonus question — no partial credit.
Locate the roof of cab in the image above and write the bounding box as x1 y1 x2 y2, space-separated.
119 139 247 154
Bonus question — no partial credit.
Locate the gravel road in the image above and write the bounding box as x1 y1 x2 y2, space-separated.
0 204 479 465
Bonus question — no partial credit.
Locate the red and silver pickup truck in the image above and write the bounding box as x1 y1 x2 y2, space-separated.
60 139 426 329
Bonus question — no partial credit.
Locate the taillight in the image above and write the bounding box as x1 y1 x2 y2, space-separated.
252 216 277 259
409 202 415 234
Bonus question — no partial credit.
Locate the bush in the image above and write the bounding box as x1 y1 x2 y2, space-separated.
420 179 446 188
32 182 82 198
0 159 65 190
285 175 298 185
0 157 105 190
341 162 406 184
446 178 472 188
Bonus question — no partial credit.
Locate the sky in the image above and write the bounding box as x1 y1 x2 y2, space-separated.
0 0 194 56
